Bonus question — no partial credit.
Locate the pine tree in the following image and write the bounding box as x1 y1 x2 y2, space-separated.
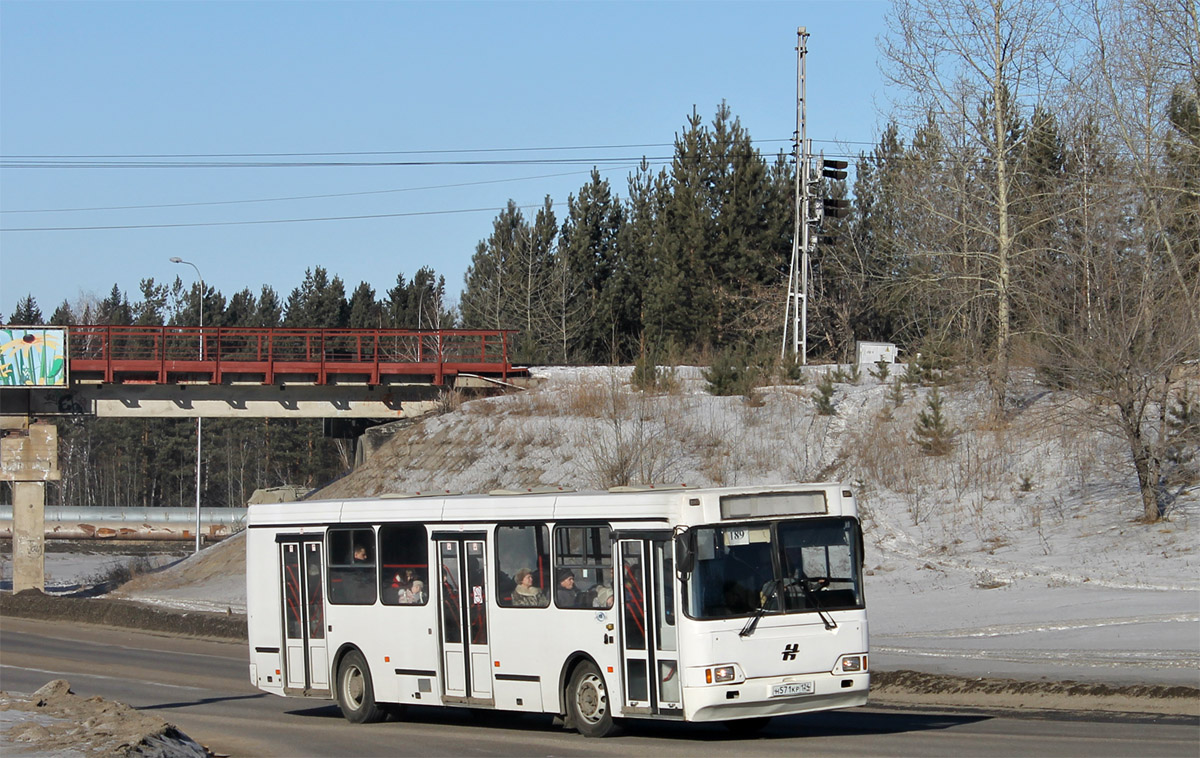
8 294 43 325
347 282 381 329
98 284 133 326
812 373 837 416
384 272 410 327
417 268 454 329
49 300 74 326
254 286 284 327
646 108 712 350
913 386 953 455
461 200 527 330
285 267 348 328
851 122 908 345
225 288 258 327
1166 390 1198 485
134 279 169 326
168 278 224 327
559 169 626 361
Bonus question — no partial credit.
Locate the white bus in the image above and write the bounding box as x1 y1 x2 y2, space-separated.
245 482 868 737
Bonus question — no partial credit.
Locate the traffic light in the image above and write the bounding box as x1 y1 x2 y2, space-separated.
823 197 850 218
822 159 848 181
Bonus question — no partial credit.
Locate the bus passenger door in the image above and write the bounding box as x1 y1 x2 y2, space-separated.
437 537 493 705
651 539 681 712
618 538 682 715
280 538 329 695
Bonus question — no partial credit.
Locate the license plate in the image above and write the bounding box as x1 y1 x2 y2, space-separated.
771 681 814 698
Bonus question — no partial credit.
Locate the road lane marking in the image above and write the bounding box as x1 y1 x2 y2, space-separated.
1 663 209 692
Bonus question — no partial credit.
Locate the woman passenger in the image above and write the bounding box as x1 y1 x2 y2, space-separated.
511 568 546 607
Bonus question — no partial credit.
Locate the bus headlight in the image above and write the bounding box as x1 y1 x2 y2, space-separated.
836 654 866 673
703 665 742 684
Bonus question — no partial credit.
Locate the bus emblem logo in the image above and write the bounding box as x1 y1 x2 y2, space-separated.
781 644 799 661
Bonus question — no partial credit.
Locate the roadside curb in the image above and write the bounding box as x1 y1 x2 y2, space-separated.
870 669 1200 718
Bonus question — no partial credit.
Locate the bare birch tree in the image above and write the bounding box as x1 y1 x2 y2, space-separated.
1029 0 1200 522
881 0 1071 413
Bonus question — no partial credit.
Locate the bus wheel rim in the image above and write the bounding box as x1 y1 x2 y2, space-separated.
576 673 607 723
345 665 365 707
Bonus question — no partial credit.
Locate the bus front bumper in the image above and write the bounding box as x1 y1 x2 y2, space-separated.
683 672 869 722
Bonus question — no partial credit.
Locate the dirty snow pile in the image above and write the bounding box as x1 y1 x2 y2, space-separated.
128 365 1200 687
0 679 208 758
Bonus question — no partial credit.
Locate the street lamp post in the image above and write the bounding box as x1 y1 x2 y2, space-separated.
170 257 204 553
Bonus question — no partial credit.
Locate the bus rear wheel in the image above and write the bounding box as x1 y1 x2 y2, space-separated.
567 662 616 738
336 649 385 724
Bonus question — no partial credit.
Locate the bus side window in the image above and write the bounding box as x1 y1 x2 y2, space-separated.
379 524 430 606
553 525 613 609
495 524 550 608
327 527 377 605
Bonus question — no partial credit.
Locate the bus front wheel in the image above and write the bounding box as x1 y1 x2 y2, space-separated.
336 649 385 724
567 662 616 738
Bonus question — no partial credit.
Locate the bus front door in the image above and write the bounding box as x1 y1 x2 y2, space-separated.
437 537 494 705
618 538 682 715
280 538 329 695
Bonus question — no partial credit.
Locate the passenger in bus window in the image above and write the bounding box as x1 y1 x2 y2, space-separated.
406 580 426 604
512 568 546 607
593 585 614 609
386 573 405 604
556 569 581 607
353 544 369 563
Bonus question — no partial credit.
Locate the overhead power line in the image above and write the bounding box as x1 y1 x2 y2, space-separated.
1 166 653 215
1 204 550 232
0 136 867 170
0 135 871 230
0 138 797 160
1 156 677 169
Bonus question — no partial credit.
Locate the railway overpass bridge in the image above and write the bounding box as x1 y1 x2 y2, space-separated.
1 325 524 420
0 325 528 591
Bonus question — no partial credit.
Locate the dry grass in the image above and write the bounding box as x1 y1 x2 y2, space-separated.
563 374 628 418
465 396 505 416
575 381 683 488
436 388 465 415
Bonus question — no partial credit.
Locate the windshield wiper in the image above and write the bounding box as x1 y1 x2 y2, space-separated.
796 576 837 630
739 580 778 637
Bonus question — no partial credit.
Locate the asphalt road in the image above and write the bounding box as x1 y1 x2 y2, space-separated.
1 618 1196 758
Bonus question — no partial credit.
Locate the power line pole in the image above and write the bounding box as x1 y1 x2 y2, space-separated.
782 26 813 365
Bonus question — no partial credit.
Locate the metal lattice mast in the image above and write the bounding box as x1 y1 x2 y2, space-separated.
782 27 812 365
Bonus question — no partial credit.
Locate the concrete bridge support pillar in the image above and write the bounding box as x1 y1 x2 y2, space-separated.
1 419 59 592
12 481 46 591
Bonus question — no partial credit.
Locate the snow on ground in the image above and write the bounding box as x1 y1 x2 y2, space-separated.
0 543 186 594
31 365 1198 688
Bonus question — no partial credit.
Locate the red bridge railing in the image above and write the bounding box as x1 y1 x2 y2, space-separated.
66 326 520 386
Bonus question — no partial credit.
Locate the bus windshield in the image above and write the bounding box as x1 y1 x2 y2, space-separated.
684 517 863 620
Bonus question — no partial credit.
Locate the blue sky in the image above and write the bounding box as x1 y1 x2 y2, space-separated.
1 0 891 320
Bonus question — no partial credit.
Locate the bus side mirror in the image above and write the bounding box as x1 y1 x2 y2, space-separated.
674 529 695 578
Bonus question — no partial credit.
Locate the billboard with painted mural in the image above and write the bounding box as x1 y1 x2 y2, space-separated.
1 328 68 387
